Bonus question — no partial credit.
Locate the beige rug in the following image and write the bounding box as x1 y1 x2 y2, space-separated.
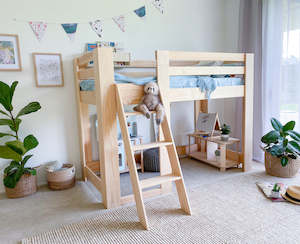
22 173 300 244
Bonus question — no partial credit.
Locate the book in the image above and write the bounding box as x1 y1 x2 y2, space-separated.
256 182 287 202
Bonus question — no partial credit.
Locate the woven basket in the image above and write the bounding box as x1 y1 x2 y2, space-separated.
264 152 300 178
47 163 75 190
5 173 37 199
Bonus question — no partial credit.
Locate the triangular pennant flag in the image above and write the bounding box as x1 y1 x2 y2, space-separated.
134 6 146 18
151 0 164 14
89 20 103 38
61 23 78 41
112 15 125 32
29 21 47 41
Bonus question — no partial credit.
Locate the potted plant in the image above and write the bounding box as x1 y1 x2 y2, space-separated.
261 118 300 178
215 149 221 162
0 81 41 198
220 124 231 141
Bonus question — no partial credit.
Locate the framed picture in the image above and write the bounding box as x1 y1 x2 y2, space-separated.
0 34 22 71
33 53 64 87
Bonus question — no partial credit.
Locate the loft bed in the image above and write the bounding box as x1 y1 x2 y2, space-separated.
73 47 253 209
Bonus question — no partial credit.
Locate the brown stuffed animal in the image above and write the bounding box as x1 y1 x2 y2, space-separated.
133 82 165 125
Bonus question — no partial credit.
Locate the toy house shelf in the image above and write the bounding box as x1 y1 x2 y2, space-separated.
188 136 241 172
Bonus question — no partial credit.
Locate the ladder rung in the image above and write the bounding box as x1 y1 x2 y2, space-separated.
140 174 181 189
132 141 173 151
125 111 156 117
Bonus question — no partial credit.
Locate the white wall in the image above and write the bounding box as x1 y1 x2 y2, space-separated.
0 0 240 193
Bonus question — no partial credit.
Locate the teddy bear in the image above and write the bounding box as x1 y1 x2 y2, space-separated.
133 82 165 125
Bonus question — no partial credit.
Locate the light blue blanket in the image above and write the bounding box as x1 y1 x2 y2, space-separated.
80 73 243 98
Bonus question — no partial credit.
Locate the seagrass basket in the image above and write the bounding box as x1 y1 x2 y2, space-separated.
5 173 37 199
47 163 75 190
265 152 300 178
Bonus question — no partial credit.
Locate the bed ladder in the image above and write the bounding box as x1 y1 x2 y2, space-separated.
115 84 192 230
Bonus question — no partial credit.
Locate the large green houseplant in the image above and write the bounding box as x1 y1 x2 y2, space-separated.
261 118 300 178
0 81 41 197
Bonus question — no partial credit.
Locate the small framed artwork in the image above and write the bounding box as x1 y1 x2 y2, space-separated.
33 53 64 87
0 34 22 71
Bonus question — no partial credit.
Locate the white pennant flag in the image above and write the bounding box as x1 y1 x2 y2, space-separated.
29 21 47 41
112 15 125 32
89 20 103 38
151 0 164 14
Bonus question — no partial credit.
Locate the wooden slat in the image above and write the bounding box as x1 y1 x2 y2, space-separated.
78 68 95 80
78 52 93 67
80 91 96 105
116 84 144 105
242 53 254 172
168 86 244 102
169 66 244 76
120 188 162 205
118 71 156 78
115 60 156 68
140 174 181 189
125 111 156 116
168 51 245 62
87 160 100 173
86 166 102 193
132 141 172 151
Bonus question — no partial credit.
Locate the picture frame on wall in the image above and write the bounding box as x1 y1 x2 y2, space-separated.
33 53 64 87
0 34 22 71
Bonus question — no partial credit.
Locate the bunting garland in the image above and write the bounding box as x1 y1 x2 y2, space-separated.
134 6 146 18
112 15 125 32
151 0 164 14
17 2 165 42
29 21 47 41
61 23 78 41
89 20 103 38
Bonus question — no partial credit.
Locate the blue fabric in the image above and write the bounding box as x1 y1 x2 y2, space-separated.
80 73 244 99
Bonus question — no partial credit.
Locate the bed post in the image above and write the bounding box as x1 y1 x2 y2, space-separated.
194 100 208 129
73 59 93 181
156 50 172 194
242 53 254 171
94 47 121 208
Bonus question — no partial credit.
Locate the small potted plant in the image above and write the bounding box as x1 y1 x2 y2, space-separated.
0 81 41 198
261 118 300 178
220 124 231 141
215 149 221 162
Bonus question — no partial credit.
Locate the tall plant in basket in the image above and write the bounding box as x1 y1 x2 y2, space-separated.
0 81 41 198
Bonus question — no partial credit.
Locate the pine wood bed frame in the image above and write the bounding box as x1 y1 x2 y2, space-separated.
73 47 254 209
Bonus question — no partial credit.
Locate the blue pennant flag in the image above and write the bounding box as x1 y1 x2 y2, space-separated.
134 6 146 18
61 23 78 41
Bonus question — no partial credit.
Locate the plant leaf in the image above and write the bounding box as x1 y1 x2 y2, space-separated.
22 154 33 167
261 130 279 144
3 174 16 188
0 118 21 132
5 140 26 155
283 121 295 132
14 166 24 183
269 144 285 157
24 135 39 152
281 157 288 167
288 141 300 155
0 109 9 117
0 81 13 112
0 145 22 161
287 130 300 142
4 161 20 174
0 132 14 138
10 81 18 101
271 118 283 131
24 168 36 176
17 102 41 118
0 119 13 127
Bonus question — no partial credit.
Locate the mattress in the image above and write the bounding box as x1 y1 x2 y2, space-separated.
80 73 243 98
